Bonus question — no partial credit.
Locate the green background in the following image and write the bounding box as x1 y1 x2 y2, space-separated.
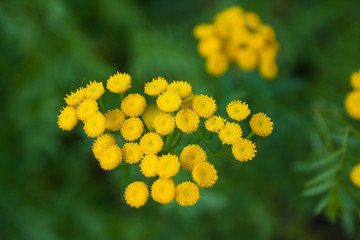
1 0 360 239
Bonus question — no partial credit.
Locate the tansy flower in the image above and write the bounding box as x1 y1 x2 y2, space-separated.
99 144 122 170
140 132 164 155
193 24 215 39
180 144 207 171
140 154 159 178
205 116 225 132
84 112 106 138
120 118 144 141
122 142 143 164
107 72 131 94
144 77 169 96
192 94 217 118
105 109 126 131
226 100 250 121
260 59 278 80
181 94 195 109
85 81 105 100
167 81 192 99
158 154 180 178
92 134 117 160
151 178 176 204
197 36 222 58
77 99 99 121
175 109 200 134
345 91 360 119
218 122 242 145
57 106 78 131
141 104 164 132
205 53 229 77
65 87 85 106
125 181 149 208
121 93 147 117
350 164 360 188
250 112 274 137
245 12 261 30
156 91 182 112
153 113 175 135
235 48 258 71
175 181 200 207
350 71 360 89
192 162 218 188
232 138 257 162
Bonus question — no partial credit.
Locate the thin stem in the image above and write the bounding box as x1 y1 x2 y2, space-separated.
139 116 150 133
98 98 107 112
120 164 130 200
246 131 255 140
168 131 183 153
198 128 215 153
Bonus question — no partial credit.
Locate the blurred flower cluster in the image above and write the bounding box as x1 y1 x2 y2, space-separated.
345 70 360 119
193 6 279 79
57 73 273 208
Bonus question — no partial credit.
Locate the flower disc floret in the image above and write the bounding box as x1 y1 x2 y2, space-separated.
77 99 99 121
105 109 126 131
345 91 360 120
158 154 180 178
140 132 164 154
125 181 149 208
249 112 274 137
167 81 192 99
85 81 105 100
140 154 159 177
232 138 257 162
144 77 169 96
205 116 225 132
192 94 217 118
107 72 132 94
151 178 176 204
218 122 242 145
153 113 175 135
57 106 78 131
175 109 200 134
192 162 218 188
180 144 207 171
65 87 85 106
226 100 250 121
99 144 122 170
84 112 106 137
121 93 147 117
92 134 116 160
350 164 360 188
122 142 143 164
176 181 200 206
120 118 144 141
156 91 182 112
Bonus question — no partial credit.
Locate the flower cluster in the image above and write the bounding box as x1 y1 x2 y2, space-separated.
345 69 360 119
57 73 274 208
193 6 279 80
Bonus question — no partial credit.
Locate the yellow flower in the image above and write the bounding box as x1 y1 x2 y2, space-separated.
350 71 360 89
105 109 126 131
180 144 207 171
120 118 144 141
205 53 229 77
151 178 176 204
144 77 169 96
260 59 278 80
167 81 192 99
106 72 132 94
176 181 200 207
140 154 159 177
153 113 175 135
193 24 215 39
77 99 99 121
345 91 360 119
218 122 242 145
250 112 274 137
175 109 200 134
235 48 258 71
192 162 218 188
65 87 85 106
245 12 261 30
181 94 195 109
99 144 122 170
248 32 265 50
140 132 164 155
350 164 360 188
85 81 105 100
192 94 217 118
125 181 149 208
205 116 225 132
156 91 182 112
84 112 106 137
57 106 78 131
92 134 116 160
197 36 222 58
232 138 257 162
226 100 250 121
141 104 164 132
259 25 276 43
122 142 143 164
158 154 180 178
121 93 147 117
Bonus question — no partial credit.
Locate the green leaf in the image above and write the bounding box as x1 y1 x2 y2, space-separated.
308 149 343 171
305 164 340 187
314 195 329 215
303 180 333 197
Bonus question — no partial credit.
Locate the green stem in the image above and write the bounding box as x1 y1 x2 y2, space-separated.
139 116 150 133
350 127 360 140
168 131 183 153
120 164 130 200
198 128 215 153
98 98 107 112
246 131 255 140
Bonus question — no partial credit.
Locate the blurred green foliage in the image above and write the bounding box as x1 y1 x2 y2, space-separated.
1 0 360 239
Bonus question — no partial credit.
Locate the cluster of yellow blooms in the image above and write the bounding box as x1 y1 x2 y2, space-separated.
57 72 274 208
345 70 360 119
193 6 279 80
